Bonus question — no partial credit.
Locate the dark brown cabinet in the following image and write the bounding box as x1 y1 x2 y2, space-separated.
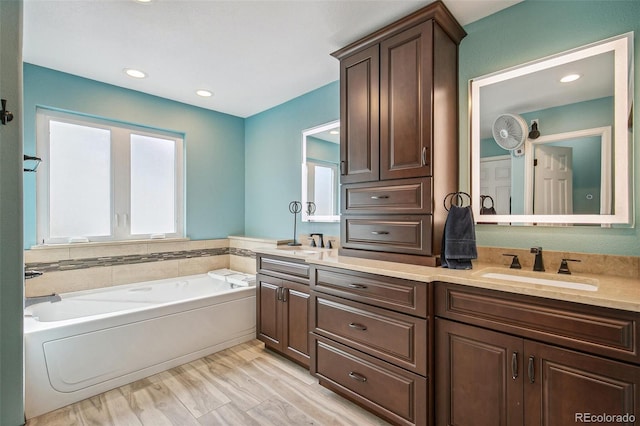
436 318 523 426
333 1 466 266
256 254 310 367
310 265 431 425
435 282 640 426
340 44 379 185
380 21 433 181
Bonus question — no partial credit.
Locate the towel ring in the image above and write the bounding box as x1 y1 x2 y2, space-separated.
480 195 494 209
444 191 471 211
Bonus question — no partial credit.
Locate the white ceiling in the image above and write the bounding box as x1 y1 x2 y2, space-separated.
23 0 521 118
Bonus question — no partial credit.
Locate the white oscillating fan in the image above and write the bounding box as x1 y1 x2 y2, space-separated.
492 113 528 153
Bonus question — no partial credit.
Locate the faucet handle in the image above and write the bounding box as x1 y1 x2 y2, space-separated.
558 258 581 275
308 237 317 247
503 254 522 269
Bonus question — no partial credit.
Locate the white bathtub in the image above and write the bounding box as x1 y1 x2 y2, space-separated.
24 272 256 419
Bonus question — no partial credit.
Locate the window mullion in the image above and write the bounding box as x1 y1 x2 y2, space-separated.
112 127 131 240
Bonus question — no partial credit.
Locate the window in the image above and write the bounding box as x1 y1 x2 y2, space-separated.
36 109 184 244
306 160 338 216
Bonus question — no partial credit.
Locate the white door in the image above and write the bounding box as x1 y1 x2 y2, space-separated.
480 155 511 215
534 145 573 214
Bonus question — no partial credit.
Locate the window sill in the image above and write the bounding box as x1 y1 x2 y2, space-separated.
30 238 190 251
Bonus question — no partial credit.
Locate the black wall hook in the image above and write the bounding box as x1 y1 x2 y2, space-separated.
1 99 14 125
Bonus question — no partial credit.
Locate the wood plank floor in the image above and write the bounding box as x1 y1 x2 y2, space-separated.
26 339 391 425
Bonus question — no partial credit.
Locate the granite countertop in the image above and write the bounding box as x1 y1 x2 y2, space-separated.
254 246 640 313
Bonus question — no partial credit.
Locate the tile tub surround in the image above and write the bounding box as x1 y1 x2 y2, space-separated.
24 238 270 297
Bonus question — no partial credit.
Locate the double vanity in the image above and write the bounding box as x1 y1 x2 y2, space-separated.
255 247 640 426
281 1 638 425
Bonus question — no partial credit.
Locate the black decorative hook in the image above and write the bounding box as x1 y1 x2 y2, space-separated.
1 99 14 125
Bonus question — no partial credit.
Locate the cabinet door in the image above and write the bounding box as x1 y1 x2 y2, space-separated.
436 318 524 426
256 274 282 349
281 280 310 366
380 21 433 180
340 45 380 184
524 340 640 426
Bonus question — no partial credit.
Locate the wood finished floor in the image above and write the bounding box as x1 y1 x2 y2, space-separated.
26 339 391 425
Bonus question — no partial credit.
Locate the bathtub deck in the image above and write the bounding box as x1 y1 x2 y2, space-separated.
25 339 390 426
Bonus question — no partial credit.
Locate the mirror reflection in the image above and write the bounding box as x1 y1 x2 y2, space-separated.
302 120 340 222
471 32 633 225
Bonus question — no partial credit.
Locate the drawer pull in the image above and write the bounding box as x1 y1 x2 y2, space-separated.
348 322 367 331
371 231 389 235
528 356 535 384
348 371 367 383
348 283 368 289
370 195 390 200
511 352 518 380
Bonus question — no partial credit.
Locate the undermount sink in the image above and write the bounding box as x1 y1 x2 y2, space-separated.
475 268 599 292
277 246 319 256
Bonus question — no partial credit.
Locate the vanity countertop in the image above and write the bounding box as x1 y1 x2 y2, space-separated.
254 246 640 313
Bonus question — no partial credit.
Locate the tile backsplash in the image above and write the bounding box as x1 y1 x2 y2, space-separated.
477 246 640 279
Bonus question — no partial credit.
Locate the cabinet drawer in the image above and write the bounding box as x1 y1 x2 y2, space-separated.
314 336 427 426
258 255 309 280
342 178 431 214
342 215 432 256
312 266 428 317
436 282 640 364
313 294 427 375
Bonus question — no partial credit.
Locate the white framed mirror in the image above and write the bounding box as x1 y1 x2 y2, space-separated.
301 120 340 222
470 32 633 225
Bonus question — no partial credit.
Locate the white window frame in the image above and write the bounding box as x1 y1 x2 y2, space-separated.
36 108 184 244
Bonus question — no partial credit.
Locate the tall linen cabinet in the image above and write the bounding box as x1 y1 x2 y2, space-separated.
335 1 466 266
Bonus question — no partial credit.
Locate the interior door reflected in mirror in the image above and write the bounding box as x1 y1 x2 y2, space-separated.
470 32 633 226
302 120 340 222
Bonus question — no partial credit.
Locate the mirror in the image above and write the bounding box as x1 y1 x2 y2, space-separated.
471 33 633 225
302 120 340 222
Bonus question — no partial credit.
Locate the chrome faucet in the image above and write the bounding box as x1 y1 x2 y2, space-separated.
530 247 545 272
25 293 61 308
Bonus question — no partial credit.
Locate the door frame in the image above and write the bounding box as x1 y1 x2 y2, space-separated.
524 126 611 216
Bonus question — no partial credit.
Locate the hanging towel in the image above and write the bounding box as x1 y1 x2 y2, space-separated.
441 205 477 270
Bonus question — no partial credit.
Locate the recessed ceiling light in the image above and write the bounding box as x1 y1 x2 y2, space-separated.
124 68 147 79
560 74 581 83
134 0 152 3
196 90 213 97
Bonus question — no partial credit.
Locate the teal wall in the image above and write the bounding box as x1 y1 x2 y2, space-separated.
244 81 340 240
460 0 640 255
307 136 339 163
22 1 640 257
23 64 245 248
